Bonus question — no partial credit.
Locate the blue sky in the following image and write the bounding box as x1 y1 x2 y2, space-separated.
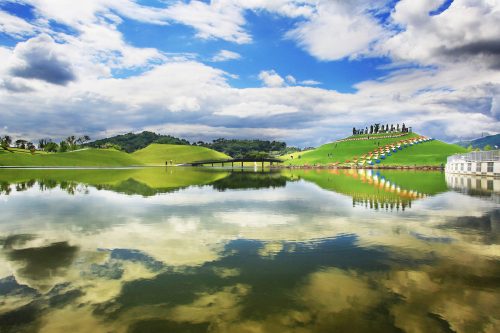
0 0 499 146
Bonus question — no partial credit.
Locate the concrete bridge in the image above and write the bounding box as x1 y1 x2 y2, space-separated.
180 158 283 168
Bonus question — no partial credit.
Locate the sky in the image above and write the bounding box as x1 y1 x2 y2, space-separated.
0 0 499 147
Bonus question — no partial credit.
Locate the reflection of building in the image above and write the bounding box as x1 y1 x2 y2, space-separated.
445 150 499 177
446 173 500 204
446 173 500 193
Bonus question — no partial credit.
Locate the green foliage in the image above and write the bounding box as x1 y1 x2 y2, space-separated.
87 131 190 152
59 141 69 152
44 142 59 152
198 138 287 158
455 133 500 150
484 144 491 151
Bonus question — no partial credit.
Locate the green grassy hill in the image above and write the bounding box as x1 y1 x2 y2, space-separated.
0 148 140 167
132 143 230 165
283 133 466 166
0 144 229 167
379 140 466 166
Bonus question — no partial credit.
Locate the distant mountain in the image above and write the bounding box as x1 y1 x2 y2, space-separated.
87 131 190 153
455 134 500 149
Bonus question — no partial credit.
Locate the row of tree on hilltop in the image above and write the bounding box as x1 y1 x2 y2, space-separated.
353 123 411 135
1 135 91 153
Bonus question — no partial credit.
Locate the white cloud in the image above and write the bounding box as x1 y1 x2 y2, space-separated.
258 70 285 87
300 79 321 86
383 0 500 68
0 11 36 37
286 1 385 60
163 1 251 44
211 50 242 62
285 75 296 84
216 101 298 118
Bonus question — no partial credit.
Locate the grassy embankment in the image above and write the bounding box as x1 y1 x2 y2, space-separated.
132 143 229 165
283 133 466 167
0 144 229 167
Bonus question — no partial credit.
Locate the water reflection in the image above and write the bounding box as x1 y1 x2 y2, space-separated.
446 173 500 203
0 168 498 333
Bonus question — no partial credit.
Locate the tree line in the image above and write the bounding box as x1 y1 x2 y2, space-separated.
353 123 411 135
193 138 292 158
1 135 90 153
1 131 303 158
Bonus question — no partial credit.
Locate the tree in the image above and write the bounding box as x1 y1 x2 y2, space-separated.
27 142 36 153
484 144 492 151
38 138 50 149
59 141 69 152
2 135 12 147
65 136 77 150
15 139 29 149
44 142 59 152
76 135 91 145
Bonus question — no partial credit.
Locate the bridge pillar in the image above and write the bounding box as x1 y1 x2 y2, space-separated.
231 162 234 168
241 161 244 168
262 161 264 169
222 162 224 167
211 163 213 167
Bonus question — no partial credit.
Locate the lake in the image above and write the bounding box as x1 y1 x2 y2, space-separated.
0 168 498 333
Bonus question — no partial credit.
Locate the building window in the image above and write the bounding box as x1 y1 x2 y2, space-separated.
487 180 493 191
487 162 494 172
461 163 464 171
467 163 471 171
476 163 481 172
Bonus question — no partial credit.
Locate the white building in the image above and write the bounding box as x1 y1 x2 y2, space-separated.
445 150 500 177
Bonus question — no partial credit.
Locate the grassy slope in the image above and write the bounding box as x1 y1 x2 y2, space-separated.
380 140 466 166
132 144 230 165
0 148 140 167
284 133 420 166
283 133 466 166
0 144 230 167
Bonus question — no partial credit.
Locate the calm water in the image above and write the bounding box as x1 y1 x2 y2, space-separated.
0 168 498 333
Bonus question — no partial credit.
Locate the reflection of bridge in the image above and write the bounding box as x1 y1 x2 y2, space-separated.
181 158 284 168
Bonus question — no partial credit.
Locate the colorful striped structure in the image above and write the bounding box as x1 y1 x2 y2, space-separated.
345 136 433 167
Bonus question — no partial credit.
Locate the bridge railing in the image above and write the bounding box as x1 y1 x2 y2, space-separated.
447 150 500 163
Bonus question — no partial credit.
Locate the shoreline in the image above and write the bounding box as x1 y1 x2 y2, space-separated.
277 165 445 170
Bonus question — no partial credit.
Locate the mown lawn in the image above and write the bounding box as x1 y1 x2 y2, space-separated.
283 133 465 166
132 144 230 165
0 144 231 167
0 148 140 167
283 133 420 166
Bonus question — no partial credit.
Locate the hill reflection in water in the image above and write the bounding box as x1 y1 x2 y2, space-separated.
0 168 448 212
